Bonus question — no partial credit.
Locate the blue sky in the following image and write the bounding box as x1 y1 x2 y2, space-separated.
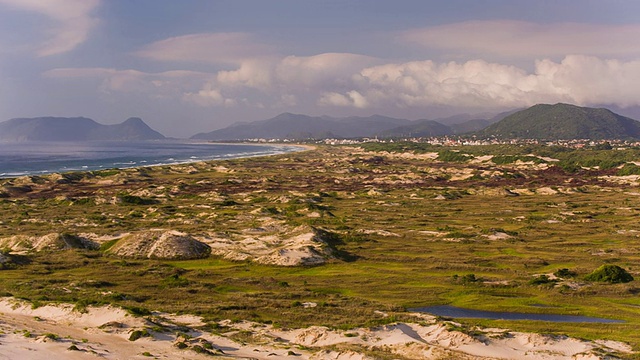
1 0 639 137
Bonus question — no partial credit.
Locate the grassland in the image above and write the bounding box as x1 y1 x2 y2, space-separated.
1 143 640 353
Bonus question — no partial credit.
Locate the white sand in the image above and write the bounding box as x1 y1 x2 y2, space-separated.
0 298 633 360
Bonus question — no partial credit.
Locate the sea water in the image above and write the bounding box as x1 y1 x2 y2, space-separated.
0 141 302 178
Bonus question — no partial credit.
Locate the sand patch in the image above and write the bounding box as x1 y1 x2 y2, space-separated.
202 226 339 266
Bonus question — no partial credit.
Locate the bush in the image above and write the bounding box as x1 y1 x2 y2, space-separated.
117 193 157 205
585 265 634 283
452 274 480 284
529 275 556 285
128 329 151 341
44 333 59 341
438 150 470 163
553 268 577 278
617 164 640 176
125 306 152 317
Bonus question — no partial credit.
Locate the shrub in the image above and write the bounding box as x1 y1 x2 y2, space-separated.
452 274 480 284
117 193 157 205
617 164 640 176
529 275 556 285
128 329 151 341
44 333 59 340
553 268 577 278
437 150 470 162
125 306 152 317
585 265 634 283
191 345 208 354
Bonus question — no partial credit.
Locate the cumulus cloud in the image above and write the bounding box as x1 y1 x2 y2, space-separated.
135 32 275 65
216 59 276 90
319 91 369 108
276 53 378 89
44 67 213 99
323 55 640 110
44 54 640 113
0 0 100 56
183 86 237 107
401 21 640 59
184 52 378 107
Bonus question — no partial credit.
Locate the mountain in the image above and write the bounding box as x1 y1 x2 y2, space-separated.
377 116 504 138
378 119 452 137
449 119 493 134
479 103 640 140
191 113 412 140
90 117 165 141
0 117 165 142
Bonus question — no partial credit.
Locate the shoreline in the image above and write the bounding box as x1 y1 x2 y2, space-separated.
0 141 311 179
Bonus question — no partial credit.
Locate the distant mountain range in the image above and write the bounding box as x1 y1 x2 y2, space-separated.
0 117 165 142
191 112 508 140
479 103 640 140
4 104 639 142
192 104 640 141
192 113 411 140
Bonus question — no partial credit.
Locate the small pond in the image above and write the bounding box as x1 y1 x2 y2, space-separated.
411 305 624 323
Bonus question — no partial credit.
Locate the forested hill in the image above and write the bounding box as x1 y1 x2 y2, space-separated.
479 103 640 140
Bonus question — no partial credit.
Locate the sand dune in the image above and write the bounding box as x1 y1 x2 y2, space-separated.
0 298 632 360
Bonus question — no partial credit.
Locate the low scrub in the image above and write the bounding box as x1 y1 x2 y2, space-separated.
585 265 634 283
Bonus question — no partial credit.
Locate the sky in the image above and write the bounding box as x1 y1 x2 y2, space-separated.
1 1 640 138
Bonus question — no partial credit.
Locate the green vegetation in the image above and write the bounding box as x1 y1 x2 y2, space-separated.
437 150 470 162
128 329 151 341
528 275 557 286
359 141 640 174
480 103 640 140
117 193 158 205
2 144 640 350
585 265 634 284
44 333 59 341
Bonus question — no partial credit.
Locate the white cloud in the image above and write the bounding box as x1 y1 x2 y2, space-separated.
44 67 213 100
44 55 640 113
276 53 378 89
319 90 368 108
183 86 236 107
319 92 352 107
401 21 640 59
533 56 640 107
0 0 100 56
135 32 275 65
324 55 640 110
216 59 276 90
187 52 378 107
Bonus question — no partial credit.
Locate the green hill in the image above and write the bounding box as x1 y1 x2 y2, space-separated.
479 103 640 140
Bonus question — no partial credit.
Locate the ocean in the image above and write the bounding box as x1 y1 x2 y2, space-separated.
0 141 302 178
